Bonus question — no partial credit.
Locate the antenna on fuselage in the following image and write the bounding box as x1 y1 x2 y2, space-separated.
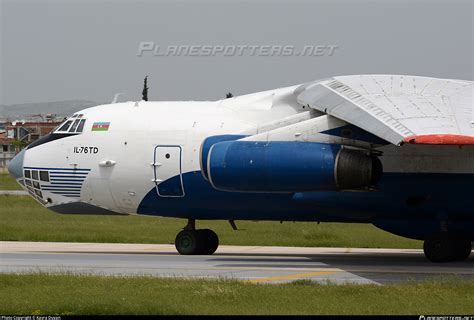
111 93 124 104
142 76 149 101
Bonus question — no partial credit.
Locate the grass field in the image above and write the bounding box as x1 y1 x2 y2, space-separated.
0 195 422 248
0 173 21 190
1 274 472 315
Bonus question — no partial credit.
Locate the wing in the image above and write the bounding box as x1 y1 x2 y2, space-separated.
295 75 474 145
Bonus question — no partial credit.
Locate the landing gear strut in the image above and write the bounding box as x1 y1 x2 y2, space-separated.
175 219 219 255
423 233 472 262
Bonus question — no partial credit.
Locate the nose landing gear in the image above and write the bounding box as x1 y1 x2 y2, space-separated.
175 219 219 255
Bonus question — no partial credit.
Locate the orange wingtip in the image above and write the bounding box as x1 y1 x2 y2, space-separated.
403 134 474 145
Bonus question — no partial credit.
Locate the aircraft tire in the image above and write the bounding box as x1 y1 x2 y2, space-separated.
453 237 472 261
423 234 457 263
175 230 201 255
198 229 219 255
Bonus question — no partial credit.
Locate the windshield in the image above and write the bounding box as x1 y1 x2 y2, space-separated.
54 114 87 134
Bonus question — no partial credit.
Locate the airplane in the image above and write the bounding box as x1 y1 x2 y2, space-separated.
7 74 473 263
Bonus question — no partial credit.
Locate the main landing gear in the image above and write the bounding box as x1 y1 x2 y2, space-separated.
423 233 472 262
175 219 219 255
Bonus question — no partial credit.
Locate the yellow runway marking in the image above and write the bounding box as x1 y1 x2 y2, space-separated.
249 271 338 283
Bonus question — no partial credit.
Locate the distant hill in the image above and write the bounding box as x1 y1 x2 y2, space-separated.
0 100 102 120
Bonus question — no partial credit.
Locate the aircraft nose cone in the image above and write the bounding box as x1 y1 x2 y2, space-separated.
8 149 25 180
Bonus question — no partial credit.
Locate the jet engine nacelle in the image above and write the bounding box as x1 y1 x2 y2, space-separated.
202 140 382 192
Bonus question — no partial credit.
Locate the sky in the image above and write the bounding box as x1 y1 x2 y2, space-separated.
0 0 472 105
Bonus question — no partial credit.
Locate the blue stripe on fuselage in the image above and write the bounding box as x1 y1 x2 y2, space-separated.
137 170 474 222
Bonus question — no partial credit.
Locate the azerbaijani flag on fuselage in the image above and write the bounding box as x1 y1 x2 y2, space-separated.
92 122 110 132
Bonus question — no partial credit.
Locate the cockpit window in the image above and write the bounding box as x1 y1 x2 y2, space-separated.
76 119 86 133
69 119 81 132
57 120 73 132
54 116 87 134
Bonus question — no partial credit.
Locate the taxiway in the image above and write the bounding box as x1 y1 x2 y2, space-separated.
1 242 472 284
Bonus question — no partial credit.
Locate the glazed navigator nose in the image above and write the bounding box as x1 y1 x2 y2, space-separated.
8 149 25 180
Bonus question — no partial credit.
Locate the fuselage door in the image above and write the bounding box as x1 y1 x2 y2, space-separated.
153 145 184 197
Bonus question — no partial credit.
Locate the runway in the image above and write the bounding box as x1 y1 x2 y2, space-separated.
1 241 473 284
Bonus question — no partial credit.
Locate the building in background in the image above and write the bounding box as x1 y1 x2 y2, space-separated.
0 137 16 171
0 116 63 172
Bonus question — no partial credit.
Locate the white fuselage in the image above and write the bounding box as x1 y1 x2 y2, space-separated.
23 85 309 212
